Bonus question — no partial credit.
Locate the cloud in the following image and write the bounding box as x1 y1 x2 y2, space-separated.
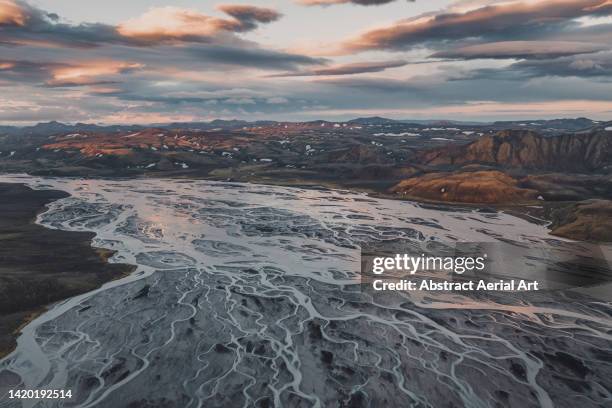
339 0 612 53
47 61 144 86
0 59 66 83
266 96 289 104
510 51 612 77
89 80 283 107
0 0 128 48
0 1 319 74
433 41 608 60
269 59 407 76
1 1 282 48
451 49 612 80
298 0 411 6
314 71 612 105
3 0 612 124
117 7 230 42
0 58 144 86
226 97 256 104
185 45 325 69
0 0 27 26
117 5 280 43
216 4 281 31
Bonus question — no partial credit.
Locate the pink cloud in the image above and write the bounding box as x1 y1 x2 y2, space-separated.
339 0 612 53
0 0 27 26
117 5 280 43
48 62 144 86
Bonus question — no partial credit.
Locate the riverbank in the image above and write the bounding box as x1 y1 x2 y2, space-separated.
0 183 135 358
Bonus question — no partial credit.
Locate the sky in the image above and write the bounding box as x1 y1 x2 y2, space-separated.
1 0 612 124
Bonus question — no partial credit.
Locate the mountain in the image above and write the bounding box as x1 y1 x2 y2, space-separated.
0 117 602 135
399 119 487 126
419 129 611 173
0 122 143 137
347 117 398 125
492 117 597 132
0 126 19 135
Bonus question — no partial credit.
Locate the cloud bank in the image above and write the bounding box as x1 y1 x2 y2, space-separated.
340 0 612 52
2 0 612 123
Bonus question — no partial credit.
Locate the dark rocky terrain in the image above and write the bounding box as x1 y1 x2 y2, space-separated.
0 183 134 358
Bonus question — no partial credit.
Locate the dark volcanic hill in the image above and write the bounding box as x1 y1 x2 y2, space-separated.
347 116 397 125
420 129 612 173
548 199 612 241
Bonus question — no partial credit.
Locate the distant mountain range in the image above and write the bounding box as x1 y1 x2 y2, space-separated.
347 116 486 126
343 116 607 130
0 117 608 136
